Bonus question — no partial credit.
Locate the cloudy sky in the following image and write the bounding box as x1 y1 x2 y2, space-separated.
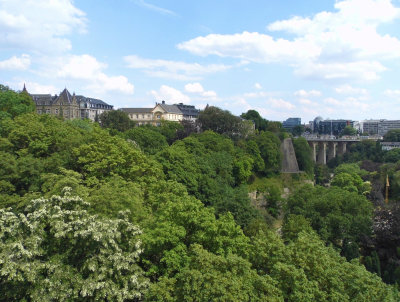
1 0 400 122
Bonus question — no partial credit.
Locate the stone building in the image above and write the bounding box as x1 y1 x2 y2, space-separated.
24 85 113 121
121 101 194 126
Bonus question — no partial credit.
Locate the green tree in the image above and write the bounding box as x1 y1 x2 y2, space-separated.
384 129 400 142
383 148 400 163
240 109 268 131
99 110 135 132
0 189 148 301
124 126 168 155
293 137 314 176
0 85 35 120
286 185 373 253
254 131 282 175
146 244 283 302
342 125 357 136
156 120 184 144
291 125 305 136
198 106 245 138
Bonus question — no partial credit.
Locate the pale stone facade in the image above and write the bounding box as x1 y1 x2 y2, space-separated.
121 101 185 125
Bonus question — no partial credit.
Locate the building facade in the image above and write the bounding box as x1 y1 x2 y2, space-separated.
121 101 198 125
25 85 113 121
313 117 354 136
282 117 301 131
358 119 400 136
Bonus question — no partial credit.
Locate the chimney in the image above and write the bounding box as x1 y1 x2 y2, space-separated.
162 100 165 104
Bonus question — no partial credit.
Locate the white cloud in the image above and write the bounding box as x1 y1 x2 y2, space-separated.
150 85 190 103
184 82 204 94
298 98 315 105
0 54 30 70
254 82 262 89
57 55 134 94
178 31 320 64
134 0 177 16
335 84 368 95
0 0 87 53
178 0 400 83
384 89 400 98
18 81 58 94
294 89 322 97
124 55 231 80
268 98 295 110
184 82 217 98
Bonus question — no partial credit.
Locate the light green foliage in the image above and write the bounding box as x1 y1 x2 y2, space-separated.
0 85 35 120
146 244 283 302
282 232 398 301
286 185 373 251
73 128 163 184
334 163 366 176
0 189 148 301
141 190 251 278
281 214 313 243
293 137 314 176
156 144 200 195
124 126 168 155
331 172 363 193
332 164 371 195
342 125 357 136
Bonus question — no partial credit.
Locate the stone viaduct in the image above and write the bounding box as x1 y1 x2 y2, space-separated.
305 136 360 165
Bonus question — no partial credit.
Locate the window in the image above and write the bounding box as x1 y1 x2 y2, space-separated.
147 114 151 118
142 114 145 118
46 109 51 114
136 114 139 118
37 109 42 114
157 114 161 119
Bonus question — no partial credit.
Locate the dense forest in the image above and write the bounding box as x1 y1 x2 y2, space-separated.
1 85 400 301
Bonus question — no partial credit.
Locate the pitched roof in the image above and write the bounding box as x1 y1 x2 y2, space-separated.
157 103 182 114
31 94 54 105
55 88 73 104
120 108 153 113
76 95 112 107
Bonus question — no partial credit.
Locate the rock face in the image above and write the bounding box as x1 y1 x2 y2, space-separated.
281 138 299 173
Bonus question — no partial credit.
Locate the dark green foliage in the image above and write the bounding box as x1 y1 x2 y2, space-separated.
291 125 305 136
314 163 330 185
241 109 268 131
155 120 184 144
384 129 400 142
99 109 135 132
383 148 400 163
343 140 383 162
293 137 314 176
254 131 282 175
198 106 248 138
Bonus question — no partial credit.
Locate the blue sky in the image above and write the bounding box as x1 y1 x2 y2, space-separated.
1 0 400 122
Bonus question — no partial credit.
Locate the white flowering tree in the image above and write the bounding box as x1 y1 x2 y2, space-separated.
0 188 148 301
